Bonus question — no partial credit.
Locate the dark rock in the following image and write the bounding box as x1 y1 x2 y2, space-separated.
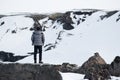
84 64 111 80
60 63 78 72
11 30 17 33
77 20 80 25
113 56 120 63
19 27 28 30
0 51 28 62
116 14 120 22
41 63 79 73
110 56 120 76
116 18 120 22
0 21 5 26
0 63 62 80
57 11 74 30
73 11 93 16
44 43 56 51
100 10 118 20
62 12 73 24
63 23 74 30
81 19 85 22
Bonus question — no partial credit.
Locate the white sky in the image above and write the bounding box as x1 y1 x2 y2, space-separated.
0 0 120 14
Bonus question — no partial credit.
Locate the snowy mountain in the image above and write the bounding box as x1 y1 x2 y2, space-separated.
0 9 120 80
0 9 120 66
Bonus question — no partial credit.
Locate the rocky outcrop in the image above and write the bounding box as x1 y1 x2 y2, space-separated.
54 11 74 30
0 52 120 80
77 52 111 80
110 56 120 76
0 63 62 80
0 51 28 62
100 10 118 20
78 52 106 74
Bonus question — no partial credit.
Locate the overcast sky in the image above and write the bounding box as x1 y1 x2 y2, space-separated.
0 0 120 14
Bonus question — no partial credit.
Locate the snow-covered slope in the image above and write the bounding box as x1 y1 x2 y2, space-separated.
0 16 33 55
0 9 120 66
60 72 86 80
60 72 120 80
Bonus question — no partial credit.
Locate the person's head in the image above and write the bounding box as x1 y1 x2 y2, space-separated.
33 22 42 31
34 22 39 27
36 27 42 31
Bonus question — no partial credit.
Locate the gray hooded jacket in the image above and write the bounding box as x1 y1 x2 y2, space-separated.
31 31 45 46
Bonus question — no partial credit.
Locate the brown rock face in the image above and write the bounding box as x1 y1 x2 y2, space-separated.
81 52 106 69
0 63 62 80
77 52 111 80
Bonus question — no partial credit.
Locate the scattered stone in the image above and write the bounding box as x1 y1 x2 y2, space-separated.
60 63 78 72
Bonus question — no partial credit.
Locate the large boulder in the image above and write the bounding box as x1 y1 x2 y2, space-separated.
110 56 120 76
77 52 111 80
84 64 111 80
0 63 62 80
79 52 106 73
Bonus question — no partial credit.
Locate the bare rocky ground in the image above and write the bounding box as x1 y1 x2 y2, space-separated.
0 52 120 80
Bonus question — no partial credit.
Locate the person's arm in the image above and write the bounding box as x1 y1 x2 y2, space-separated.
42 33 45 45
31 33 34 45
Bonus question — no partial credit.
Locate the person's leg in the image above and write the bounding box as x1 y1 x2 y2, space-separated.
38 46 42 63
34 46 37 63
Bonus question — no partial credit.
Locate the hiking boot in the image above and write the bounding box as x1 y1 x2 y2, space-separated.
39 61 43 64
34 60 37 63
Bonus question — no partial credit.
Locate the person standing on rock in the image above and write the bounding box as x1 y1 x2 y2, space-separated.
31 22 45 63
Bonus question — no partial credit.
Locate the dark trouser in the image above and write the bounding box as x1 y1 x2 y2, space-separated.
34 45 42 63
